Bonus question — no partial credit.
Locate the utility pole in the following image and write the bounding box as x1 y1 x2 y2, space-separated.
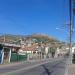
3 34 5 43
69 0 73 64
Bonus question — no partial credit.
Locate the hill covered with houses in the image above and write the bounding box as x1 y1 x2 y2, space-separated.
0 33 66 64
0 33 65 50
0 33 61 44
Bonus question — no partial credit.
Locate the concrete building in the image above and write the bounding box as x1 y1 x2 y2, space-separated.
0 43 21 64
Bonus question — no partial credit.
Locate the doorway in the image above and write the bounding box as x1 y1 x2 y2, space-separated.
3 48 10 64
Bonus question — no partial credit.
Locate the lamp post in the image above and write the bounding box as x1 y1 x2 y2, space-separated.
56 24 72 64
56 0 73 64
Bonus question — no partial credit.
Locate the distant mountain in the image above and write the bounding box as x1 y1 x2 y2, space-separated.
31 34 58 41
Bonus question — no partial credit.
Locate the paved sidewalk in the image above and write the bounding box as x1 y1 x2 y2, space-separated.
0 58 53 68
68 64 75 75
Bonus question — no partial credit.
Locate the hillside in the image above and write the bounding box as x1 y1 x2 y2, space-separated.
0 34 60 44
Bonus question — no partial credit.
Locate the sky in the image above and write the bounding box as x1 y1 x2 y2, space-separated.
0 0 73 42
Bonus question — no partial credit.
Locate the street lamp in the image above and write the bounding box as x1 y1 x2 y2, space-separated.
56 24 73 64
56 0 74 64
56 27 69 53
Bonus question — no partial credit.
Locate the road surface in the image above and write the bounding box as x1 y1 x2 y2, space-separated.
0 57 69 75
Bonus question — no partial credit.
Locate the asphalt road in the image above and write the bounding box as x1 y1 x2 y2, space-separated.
0 57 69 75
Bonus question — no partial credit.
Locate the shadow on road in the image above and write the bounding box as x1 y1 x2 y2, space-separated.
41 59 66 75
41 65 53 75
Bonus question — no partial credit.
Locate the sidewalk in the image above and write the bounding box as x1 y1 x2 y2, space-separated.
0 58 52 68
0 57 61 68
68 64 75 75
